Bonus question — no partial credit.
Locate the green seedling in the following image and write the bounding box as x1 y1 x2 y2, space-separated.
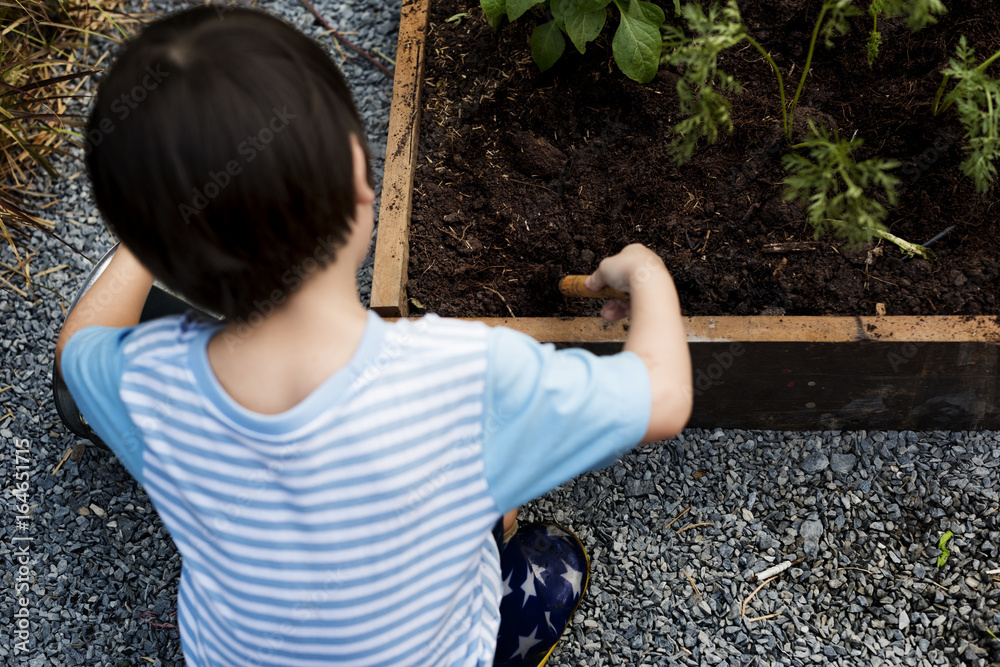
867 0 946 66
936 530 954 567
783 121 932 258
445 12 471 25
480 0 665 83
933 37 1000 192
661 1 746 164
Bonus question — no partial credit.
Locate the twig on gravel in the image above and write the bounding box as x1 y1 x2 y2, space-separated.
924 579 950 594
51 447 74 475
298 0 394 78
741 576 777 618
141 610 178 630
32 263 68 278
675 522 715 535
0 271 29 298
664 506 692 531
318 28 350 63
682 569 702 604
373 48 396 66
746 609 785 623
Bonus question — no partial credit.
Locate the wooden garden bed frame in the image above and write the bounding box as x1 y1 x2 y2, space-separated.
370 0 1000 430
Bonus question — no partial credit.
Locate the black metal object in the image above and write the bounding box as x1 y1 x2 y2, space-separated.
52 244 218 449
902 224 957 261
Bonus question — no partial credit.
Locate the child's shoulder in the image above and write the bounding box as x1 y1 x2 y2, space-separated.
385 313 493 346
117 312 219 359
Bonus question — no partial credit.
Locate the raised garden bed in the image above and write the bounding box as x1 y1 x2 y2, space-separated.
371 0 1000 430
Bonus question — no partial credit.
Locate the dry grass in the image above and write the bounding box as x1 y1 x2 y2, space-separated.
1 0 146 299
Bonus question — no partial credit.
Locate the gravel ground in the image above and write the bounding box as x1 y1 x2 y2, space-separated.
2 1 999 666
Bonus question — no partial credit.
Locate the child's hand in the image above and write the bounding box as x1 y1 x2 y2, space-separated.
584 244 665 322
585 243 691 442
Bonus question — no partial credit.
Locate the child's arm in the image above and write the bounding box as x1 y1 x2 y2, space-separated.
584 244 692 443
55 245 155 372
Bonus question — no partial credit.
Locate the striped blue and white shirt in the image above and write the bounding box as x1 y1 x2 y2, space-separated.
62 312 650 666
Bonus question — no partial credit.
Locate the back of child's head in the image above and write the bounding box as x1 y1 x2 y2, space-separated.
86 6 371 319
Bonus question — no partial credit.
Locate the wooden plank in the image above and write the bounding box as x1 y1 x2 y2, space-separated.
410 317 1000 430
451 316 1000 344
370 0 432 317
685 340 999 431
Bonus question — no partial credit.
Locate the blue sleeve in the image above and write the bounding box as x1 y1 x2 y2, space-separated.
481 326 652 513
61 326 146 485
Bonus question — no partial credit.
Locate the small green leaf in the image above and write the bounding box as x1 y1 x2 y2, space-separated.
550 0 572 28
507 0 542 22
936 530 954 568
480 0 507 19
612 0 662 83
531 20 566 71
561 2 607 53
635 0 665 25
671 0 681 17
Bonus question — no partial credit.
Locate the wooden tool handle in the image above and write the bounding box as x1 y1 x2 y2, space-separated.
559 275 628 300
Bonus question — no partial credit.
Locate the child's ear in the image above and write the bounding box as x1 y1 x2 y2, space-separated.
351 135 375 205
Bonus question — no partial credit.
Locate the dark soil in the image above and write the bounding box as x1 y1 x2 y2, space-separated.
407 0 1000 317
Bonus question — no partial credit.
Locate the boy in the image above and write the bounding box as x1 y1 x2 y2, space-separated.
56 7 691 666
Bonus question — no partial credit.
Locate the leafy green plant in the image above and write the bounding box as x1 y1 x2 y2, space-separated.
480 0 666 83
866 0 946 66
932 37 1000 192
782 121 932 258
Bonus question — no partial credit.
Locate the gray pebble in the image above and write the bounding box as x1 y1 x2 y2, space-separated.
830 452 857 473
801 452 830 473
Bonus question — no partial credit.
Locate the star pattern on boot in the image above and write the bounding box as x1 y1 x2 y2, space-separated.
561 560 584 597
502 570 514 599
511 626 542 660
544 611 558 634
520 565 536 607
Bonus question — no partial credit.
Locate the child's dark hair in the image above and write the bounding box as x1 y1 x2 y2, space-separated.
86 6 372 319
